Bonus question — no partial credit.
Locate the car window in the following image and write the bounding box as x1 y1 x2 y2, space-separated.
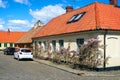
10 48 15 51
21 49 31 52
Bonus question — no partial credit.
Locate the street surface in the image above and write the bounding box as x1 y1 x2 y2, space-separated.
0 51 120 80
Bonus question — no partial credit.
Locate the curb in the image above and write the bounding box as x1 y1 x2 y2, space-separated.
33 58 85 76
33 58 118 77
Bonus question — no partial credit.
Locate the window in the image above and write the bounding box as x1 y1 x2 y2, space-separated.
39 41 42 47
59 40 64 47
0 43 1 47
67 12 86 23
43 41 47 50
39 41 42 45
4 43 7 47
10 43 13 47
76 38 84 48
68 15 76 23
21 49 31 52
52 40 56 51
74 13 84 21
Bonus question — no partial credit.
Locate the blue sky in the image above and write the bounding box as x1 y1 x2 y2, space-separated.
0 0 119 31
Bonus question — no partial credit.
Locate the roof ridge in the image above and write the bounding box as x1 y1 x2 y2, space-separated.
94 2 101 30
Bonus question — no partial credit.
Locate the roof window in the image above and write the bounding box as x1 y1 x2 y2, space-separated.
67 12 86 23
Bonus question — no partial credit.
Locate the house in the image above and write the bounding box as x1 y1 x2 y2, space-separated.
0 30 26 50
32 0 120 70
15 20 43 49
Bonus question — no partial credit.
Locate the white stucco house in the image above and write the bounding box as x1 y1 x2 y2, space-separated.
32 1 120 70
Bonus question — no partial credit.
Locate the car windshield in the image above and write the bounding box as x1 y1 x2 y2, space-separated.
10 48 15 50
21 49 31 52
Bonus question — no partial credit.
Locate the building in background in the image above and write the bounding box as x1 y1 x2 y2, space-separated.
15 20 43 49
0 29 26 50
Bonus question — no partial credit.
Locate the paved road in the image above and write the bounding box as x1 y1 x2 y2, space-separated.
0 51 120 80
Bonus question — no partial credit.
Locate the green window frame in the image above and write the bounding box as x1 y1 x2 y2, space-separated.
10 43 13 47
4 43 7 47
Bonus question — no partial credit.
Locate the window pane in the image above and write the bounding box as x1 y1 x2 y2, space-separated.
10 43 13 47
67 15 76 23
4 43 7 47
21 49 31 52
67 12 86 23
74 14 82 21
39 41 42 47
76 38 84 48
39 41 41 45
52 40 56 51
59 40 64 47
74 12 86 21
43 41 46 50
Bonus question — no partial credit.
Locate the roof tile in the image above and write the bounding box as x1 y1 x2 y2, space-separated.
33 2 120 38
0 32 26 43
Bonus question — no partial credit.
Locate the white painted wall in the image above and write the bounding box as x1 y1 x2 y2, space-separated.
0 43 14 50
33 31 98 54
33 31 120 68
106 35 120 67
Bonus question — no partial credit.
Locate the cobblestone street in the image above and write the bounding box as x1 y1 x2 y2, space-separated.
0 52 120 80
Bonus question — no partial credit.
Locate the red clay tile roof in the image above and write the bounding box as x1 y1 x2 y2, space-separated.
15 26 42 43
33 2 120 38
0 31 26 43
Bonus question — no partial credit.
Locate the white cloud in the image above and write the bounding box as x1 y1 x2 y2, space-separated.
0 24 4 30
14 0 30 5
29 4 65 24
8 19 32 31
0 19 5 30
8 20 29 26
0 0 6 8
0 18 5 24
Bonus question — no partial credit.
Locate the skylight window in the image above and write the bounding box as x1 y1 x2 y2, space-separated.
67 12 86 23
68 15 76 23
74 14 83 21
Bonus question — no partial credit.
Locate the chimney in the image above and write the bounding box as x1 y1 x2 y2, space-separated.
66 6 73 13
8 28 10 33
110 0 118 7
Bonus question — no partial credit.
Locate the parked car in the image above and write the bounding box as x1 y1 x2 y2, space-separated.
4 47 15 55
14 48 33 61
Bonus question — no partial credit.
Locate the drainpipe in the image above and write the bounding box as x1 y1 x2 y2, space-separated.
103 30 107 70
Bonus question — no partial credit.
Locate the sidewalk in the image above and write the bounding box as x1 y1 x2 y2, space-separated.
33 58 120 77
34 58 84 75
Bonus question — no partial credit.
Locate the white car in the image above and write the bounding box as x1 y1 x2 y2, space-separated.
14 48 33 61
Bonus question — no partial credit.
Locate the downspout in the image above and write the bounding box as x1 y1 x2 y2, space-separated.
103 30 107 70
94 2 106 70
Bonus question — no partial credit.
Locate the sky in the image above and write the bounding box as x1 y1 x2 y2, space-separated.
0 0 119 31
